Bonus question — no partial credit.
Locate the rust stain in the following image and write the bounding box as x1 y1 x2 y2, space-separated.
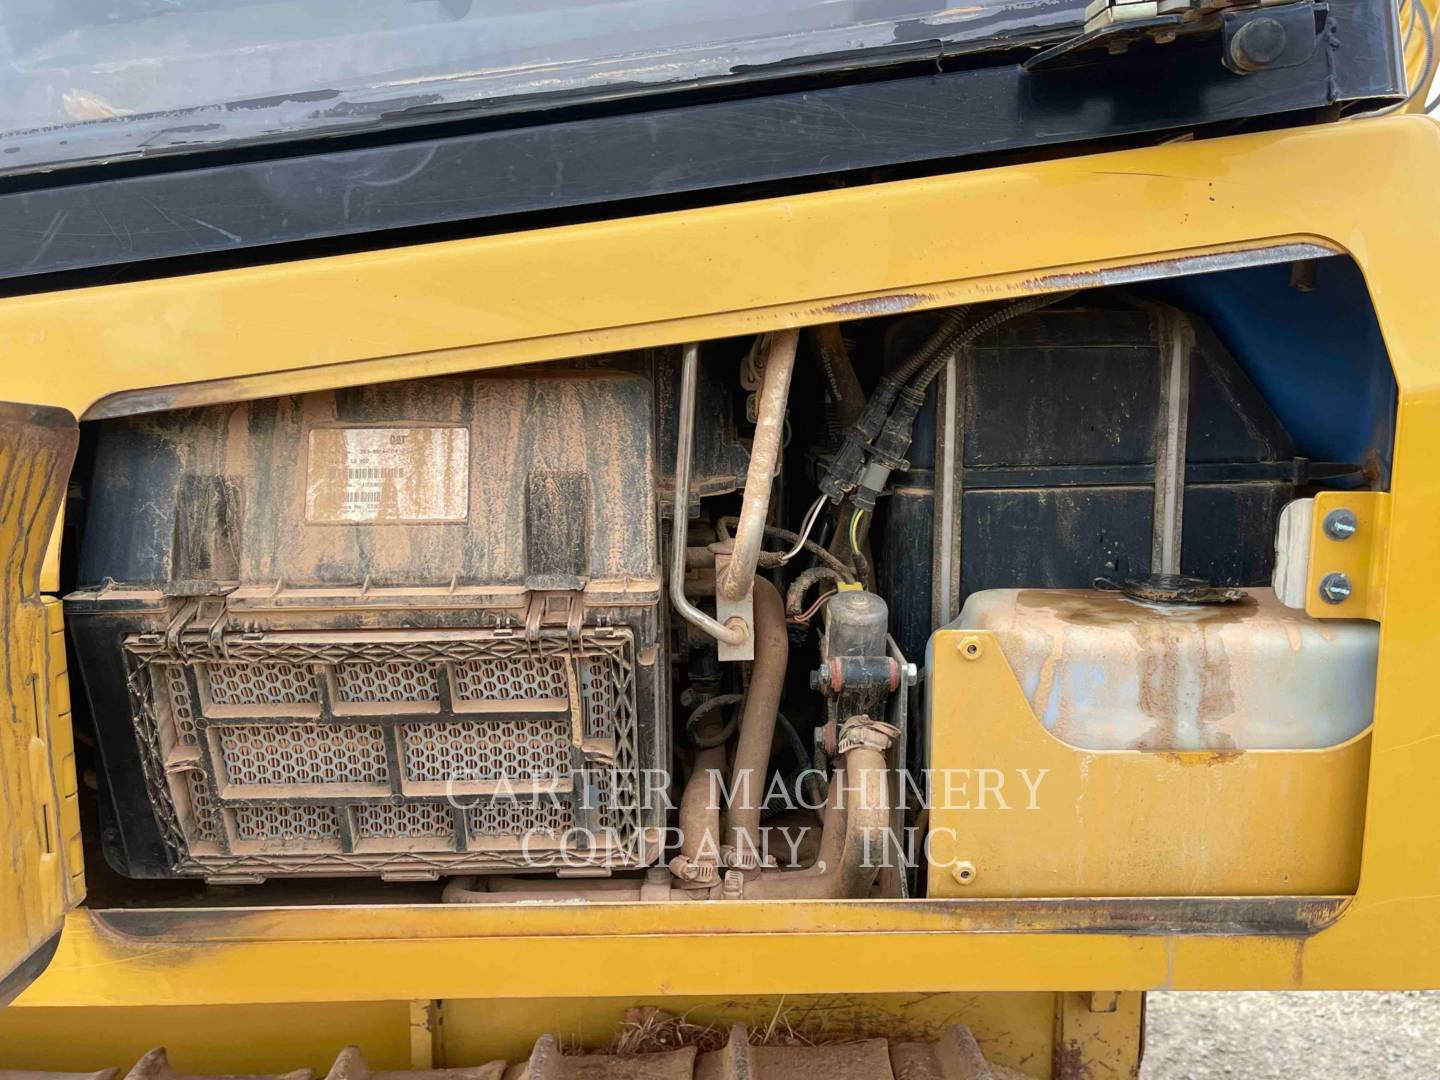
1003 590 1329 753
1152 749 1245 767
1054 1038 1089 1080
93 896 1351 943
820 293 934 317
1016 242 1341 296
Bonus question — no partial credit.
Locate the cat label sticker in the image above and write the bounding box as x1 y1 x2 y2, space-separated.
306 426 469 523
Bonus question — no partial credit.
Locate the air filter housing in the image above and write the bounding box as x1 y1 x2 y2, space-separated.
67 367 665 882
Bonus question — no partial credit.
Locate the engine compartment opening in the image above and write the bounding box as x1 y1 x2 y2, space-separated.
58 254 1395 910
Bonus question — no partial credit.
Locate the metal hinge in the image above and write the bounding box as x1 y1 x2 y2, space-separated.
524 591 585 640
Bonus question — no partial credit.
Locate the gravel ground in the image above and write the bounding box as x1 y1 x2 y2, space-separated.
1143 991 1440 1078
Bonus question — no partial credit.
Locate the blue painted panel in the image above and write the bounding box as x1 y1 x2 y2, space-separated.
1155 256 1395 482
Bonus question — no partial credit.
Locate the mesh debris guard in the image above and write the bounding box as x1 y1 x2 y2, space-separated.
63 368 666 881
123 627 643 881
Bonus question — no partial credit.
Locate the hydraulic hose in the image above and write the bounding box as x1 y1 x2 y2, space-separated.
721 576 788 866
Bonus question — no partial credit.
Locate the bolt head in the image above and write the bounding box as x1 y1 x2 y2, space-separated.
1323 508 1358 540
1319 572 1353 605
951 860 977 886
1229 16 1287 72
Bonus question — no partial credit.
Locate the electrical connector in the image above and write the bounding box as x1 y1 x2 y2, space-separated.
852 385 924 510
818 374 902 503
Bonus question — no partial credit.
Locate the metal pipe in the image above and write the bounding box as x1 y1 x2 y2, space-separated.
722 576 788 866
673 744 727 889
716 329 799 603
669 343 748 648
743 747 891 899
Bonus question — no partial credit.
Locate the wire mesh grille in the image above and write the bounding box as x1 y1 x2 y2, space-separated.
580 657 616 740
161 665 199 745
354 802 454 840
334 661 438 704
182 770 222 844
452 655 568 701
206 662 319 706
218 723 389 786
468 797 574 837
123 627 644 879
233 803 339 841
402 717 570 783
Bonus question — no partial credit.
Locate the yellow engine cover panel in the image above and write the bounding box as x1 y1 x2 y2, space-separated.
926 625 1369 898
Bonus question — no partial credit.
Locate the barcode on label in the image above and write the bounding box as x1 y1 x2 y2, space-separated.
305 427 469 523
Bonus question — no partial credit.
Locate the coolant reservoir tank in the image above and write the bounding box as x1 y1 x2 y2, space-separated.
954 588 1377 751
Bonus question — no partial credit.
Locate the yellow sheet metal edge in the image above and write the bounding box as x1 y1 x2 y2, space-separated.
5 118 1440 422
0 406 82 1002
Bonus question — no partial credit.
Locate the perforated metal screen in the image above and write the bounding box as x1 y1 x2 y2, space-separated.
124 629 644 881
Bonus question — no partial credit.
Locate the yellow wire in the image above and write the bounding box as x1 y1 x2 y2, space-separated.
848 508 865 555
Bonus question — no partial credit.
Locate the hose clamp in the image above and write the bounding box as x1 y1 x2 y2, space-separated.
838 717 901 753
668 855 720 886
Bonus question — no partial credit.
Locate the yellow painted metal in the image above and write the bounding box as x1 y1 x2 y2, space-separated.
1305 491 1390 620
41 599 85 918
0 407 82 1004
408 1000 439 1070
0 117 1438 1012
1053 992 1144 1079
0 1001 411 1074
925 628 1370 898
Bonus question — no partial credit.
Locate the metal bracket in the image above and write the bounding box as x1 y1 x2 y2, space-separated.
712 552 756 663
1303 490 1389 621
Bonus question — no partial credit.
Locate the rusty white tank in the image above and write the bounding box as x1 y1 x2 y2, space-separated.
952 588 1378 751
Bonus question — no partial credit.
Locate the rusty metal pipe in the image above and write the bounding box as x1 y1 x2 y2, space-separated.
445 747 887 904
669 343 748 648
716 329 799 604
673 744 726 888
722 576 788 865
684 545 717 568
809 767 848 877
743 747 890 899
